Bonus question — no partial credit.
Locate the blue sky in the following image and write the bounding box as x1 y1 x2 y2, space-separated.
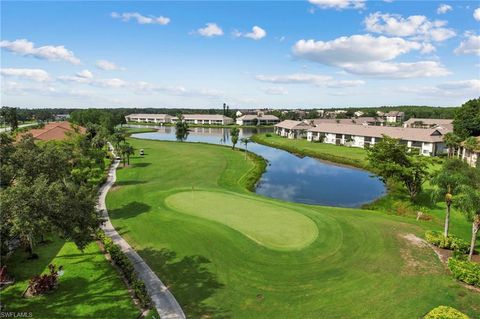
1 0 479 109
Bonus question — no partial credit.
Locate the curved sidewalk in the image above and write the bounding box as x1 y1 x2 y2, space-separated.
98 153 186 319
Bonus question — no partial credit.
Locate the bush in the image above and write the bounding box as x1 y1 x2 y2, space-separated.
424 306 469 319
265 133 272 137
97 230 152 308
425 231 469 253
447 257 480 287
27 264 58 296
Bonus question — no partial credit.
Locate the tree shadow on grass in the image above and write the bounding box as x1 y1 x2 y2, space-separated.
139 247 231 319
132 162 151 168
109 201 151 220
114 180 147 186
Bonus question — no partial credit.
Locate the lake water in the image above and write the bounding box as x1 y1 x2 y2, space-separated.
131 126 386 208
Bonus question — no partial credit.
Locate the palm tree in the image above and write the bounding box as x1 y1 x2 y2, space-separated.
443 132 461 158
231 127 239 150
463 136 480 166
118 143 128 167
431 159 471 238
240 137 250 159
454 185 480 260
124 143 134 165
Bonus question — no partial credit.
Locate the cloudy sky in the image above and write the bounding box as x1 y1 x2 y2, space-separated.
1 1 479 109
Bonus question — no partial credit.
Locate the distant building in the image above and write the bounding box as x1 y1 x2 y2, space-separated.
274 120 311 139
125 114 172 123
385 111 405 123
236 114 279 126
236 111 243 117
306 117 385 127
354 111 364 117
306 124 447 156
17 121 86 142
54 114 70 121
460 136 480 167
181 114 233 125
403 118 453 129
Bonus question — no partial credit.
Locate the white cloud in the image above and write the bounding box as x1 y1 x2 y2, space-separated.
293 35 421 65
256 73 366 88
263 86 288 95
95 78 127 88
342 61 449 78
256 73 332 84
0 68 51 82
364 12 456 42
308 0 365 10
437 4 452 14
244 26 267 40
95 60 124 71
0 39 80 64
111 12 170 25
399 79 480 97
196 23 224 37
134 81 223 97
292 35 449 78
76 69 93 79
474 8 480 21
454 34 480 55
420 42 436 53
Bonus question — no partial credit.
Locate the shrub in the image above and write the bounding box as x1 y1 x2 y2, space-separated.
425 231 469 253
265 133 272 137
447 257 480 287
97 230 152 308
424 306 469 319
27 264 58 296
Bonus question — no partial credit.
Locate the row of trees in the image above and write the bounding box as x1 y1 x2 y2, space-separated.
0 128 107 257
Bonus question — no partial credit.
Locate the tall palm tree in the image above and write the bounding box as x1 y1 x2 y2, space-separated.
124 143 134 165
463 136 480 166
240 137 250 159
454 185 480 260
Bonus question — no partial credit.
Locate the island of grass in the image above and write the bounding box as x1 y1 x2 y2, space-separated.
106 136 480 318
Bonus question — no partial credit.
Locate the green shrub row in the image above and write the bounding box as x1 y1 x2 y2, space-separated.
97 230 152 308
425 231 470 253
447 257 480 287
424 305 469 319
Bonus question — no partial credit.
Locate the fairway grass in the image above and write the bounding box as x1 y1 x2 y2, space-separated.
106 138 480 318
165 191 318 250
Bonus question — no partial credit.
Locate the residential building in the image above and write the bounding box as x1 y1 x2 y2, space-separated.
181 114 233 125
354 111 364 117
306 117 385 126
125 113 173 123
385 111 405 123
306 123 448 156
403 118 453 129
274 120 311 139
460 136 480 167
17 121 86 142
236 114 280 126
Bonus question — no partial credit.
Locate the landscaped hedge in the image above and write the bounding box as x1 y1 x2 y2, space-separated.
97 230 152 308
447 257 480 287
425 231 469 253
424 306 469 319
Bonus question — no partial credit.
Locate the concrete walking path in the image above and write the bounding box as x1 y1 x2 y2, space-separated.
97 144 186 319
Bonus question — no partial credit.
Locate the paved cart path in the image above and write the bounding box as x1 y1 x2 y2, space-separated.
98 144 186 319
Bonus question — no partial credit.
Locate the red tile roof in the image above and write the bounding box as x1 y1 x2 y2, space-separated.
17 121 86 142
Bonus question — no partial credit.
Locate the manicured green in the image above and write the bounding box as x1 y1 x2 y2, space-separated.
1 240 139 318
165 191 318 250
106 137 480 318
251 133 368 169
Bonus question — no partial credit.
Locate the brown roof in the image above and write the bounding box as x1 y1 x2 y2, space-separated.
308 117 384 126
17 121 86 142
238 114 279 121
183 114 233 121
308 123 444 142
404 118 453 126
275 120 311 130
126 113 172 119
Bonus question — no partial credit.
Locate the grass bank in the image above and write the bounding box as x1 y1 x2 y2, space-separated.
251 133 368 169
106 137 480 318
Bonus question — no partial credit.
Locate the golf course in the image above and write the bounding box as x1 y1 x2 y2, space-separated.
106 136 480 318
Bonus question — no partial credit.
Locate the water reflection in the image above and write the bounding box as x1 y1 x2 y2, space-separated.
131 126 386 207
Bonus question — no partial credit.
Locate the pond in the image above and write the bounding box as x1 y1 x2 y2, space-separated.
130 126 386 208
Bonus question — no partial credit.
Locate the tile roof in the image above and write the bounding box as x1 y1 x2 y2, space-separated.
404 118 453 126
308 123 445 142
17 121 86 142
126 113 172 119
275 120 312 130
237 114 279 121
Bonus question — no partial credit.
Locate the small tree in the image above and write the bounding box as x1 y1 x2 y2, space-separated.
367 136 430 200
241 137 250 160
443 132 462 158
231 127 239 150
125 143 134 165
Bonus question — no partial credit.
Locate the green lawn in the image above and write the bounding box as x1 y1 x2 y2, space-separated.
1 240 139 319
106 137 480 318
251 133 368 169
